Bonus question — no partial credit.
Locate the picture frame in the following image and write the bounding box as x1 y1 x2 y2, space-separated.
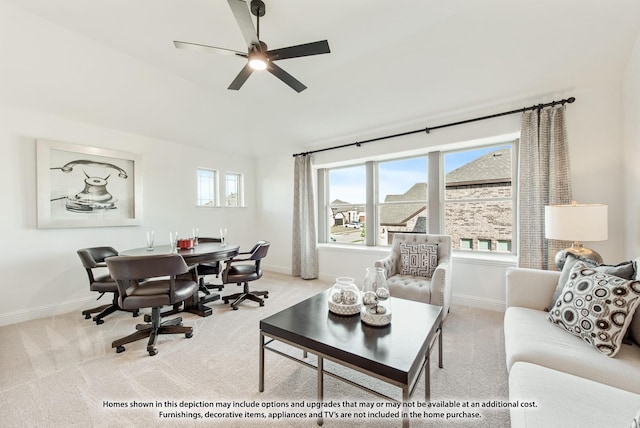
36 139 143 228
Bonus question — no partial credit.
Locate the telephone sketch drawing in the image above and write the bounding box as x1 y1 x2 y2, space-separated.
50 160 129 213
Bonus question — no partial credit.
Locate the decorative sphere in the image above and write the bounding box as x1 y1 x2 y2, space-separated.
375 305 387 314
342 290 358 305
375 287 390 300
331 291 343 304
362 291 378 306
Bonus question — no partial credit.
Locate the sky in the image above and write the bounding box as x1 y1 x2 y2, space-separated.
329 145 510 204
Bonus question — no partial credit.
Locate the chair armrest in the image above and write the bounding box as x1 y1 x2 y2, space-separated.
375 253 399 278
226 256 252 264
505 267 560 310
430 256 452 317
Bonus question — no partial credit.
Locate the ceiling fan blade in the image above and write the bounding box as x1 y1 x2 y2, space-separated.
174 40 246 57
228 64 254 90
227 0 259 49
267 62 307 92
267 40 330 61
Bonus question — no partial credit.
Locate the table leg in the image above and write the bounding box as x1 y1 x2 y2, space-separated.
182 299 213 317
425 353 431 402
177 271 213 317
439 323 443 369
402 386 410 428
317 356 324 426
259 332 265 392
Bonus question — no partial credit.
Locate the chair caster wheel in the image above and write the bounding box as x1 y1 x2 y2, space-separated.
132 310 140 317
95 319 104 325
148 348 157 356
144 314 151 323
84 314 91 319
116 346 125 353
259 302 264 306
186 332 193 339
232 306 238 310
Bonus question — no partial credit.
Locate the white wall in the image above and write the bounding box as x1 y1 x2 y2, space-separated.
257 81 628 312
0 0 632 321
623 29 640 258
0 105 258 326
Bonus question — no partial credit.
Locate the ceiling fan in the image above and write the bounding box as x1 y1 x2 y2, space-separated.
174 0 331 92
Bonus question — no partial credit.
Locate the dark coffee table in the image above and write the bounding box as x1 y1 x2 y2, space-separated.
259 290 443 427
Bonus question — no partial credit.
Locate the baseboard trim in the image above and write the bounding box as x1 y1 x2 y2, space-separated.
0 276 506 327
0 297 94 327
452 293 505 312
262 263 291 275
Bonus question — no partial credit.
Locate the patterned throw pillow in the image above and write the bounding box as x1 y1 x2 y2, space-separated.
399 243 438 278
547 253 636 311
548 262 640 357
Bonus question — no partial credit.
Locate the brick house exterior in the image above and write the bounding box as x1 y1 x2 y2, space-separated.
380 147 513 250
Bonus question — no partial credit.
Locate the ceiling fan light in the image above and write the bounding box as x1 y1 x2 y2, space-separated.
248 52 267 70
249 58 267 70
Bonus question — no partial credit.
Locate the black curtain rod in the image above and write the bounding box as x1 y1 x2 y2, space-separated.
292 96 576 157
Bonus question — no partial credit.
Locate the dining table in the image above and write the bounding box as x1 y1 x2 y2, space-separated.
119 242 240 317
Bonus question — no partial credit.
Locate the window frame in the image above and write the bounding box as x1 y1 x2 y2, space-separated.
225 172 244 207
442 142 518 255
196 167 219 208
317 137 518 258
375 155 429 246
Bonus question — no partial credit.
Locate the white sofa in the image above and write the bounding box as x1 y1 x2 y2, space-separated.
504 263 640 427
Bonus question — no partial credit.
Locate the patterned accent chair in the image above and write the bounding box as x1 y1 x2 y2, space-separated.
374 233 452 319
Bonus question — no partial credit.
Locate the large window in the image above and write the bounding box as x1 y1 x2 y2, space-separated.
444 144 515 253
319 140 517 255
377 157 428 245
225 172 244 207
328 165 366 244
196 168 218 207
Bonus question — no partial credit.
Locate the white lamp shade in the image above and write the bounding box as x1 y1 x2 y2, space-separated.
544 203 608 242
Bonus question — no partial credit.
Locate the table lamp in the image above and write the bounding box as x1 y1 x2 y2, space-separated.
544 201 608 270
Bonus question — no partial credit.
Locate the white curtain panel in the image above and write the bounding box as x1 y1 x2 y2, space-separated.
518 105 573 269
292 155 318 279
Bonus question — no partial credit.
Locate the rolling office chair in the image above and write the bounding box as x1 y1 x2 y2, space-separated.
77 246 138 324
196 237 224 304
221 241 270 310
105 254 198 356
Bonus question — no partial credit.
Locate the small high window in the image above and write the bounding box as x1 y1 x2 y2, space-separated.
197 168 218 207
225 172 244 207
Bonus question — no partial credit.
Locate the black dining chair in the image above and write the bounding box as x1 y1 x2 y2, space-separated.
222 241 270 310
106 254 198 356
77 247 138 324
196 237 224 304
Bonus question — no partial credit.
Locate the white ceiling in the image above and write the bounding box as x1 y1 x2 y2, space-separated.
2 0 640 158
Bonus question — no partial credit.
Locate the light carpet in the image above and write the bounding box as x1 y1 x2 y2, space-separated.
0 272 509 427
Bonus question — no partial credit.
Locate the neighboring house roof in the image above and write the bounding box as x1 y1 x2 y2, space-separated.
330 199 363 213
380 183 427 225
331 199 350 205
445 147 511 186
380 203 426 226
384 182 427 202
379 148 511 227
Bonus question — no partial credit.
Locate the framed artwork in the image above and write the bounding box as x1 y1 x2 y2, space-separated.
36 139 142 228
